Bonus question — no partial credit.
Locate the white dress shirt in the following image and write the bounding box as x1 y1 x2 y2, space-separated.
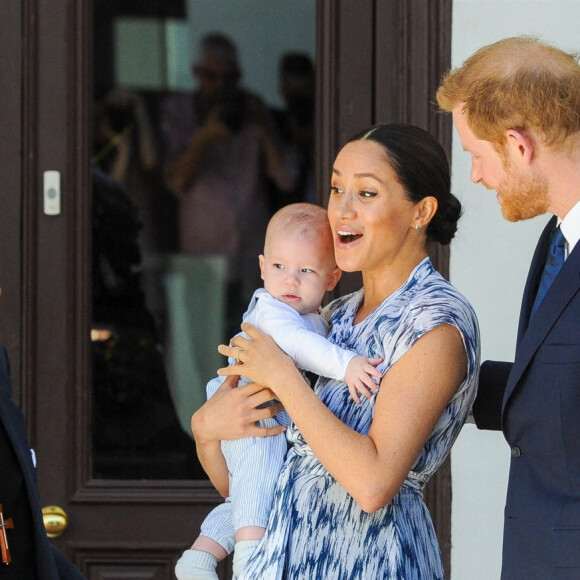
560 199 580 257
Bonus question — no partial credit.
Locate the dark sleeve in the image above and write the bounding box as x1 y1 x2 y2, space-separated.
472 360 513 431
53 547 86 579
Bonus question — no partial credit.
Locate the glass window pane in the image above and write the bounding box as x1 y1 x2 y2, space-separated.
91 0 315 479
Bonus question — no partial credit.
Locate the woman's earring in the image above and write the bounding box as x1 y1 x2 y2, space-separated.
415 223 420 230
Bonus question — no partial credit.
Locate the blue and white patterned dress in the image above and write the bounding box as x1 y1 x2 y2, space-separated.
239 258 480 580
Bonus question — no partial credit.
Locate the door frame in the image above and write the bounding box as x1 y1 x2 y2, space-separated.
316 0 453 571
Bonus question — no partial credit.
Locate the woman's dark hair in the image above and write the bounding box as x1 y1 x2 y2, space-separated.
348 123 462 245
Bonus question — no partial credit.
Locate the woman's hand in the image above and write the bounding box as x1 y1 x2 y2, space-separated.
192 372 286 444
191 373 287 497
217 323 301 395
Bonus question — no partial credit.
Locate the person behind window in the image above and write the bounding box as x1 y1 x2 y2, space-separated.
160 32 291 337
268 52 316 211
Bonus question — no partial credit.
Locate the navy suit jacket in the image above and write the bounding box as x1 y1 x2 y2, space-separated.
0 346 85 579
474 216 580 579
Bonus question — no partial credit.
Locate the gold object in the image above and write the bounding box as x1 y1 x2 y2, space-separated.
42 506 68 538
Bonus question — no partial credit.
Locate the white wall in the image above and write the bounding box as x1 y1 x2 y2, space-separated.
449 2 580 578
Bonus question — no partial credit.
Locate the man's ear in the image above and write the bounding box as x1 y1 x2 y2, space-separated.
326 267 342 291
506 129 534 164
258 254 266 281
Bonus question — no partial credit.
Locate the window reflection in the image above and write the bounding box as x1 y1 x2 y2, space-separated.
90 169 202 479
160 32 279 339
91 1 315 479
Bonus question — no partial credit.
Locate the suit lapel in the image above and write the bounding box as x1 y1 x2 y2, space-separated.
503 223 580 409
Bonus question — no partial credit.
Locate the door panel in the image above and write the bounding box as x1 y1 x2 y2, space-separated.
90 1 317 483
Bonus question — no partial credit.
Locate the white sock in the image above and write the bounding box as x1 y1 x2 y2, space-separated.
232 539 260 579
174 549 219 580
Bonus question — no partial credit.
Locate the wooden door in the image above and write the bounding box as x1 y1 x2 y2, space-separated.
0 1 452 578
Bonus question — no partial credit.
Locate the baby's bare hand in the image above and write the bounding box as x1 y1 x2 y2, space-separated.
344 355 383 403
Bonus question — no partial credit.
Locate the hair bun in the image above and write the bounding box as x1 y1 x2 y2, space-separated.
428 193 462 245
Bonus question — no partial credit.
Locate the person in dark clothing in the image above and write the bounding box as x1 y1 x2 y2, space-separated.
268 52 316 211
0 345 85 579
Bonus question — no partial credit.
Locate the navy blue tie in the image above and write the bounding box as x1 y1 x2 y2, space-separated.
530 226 566 318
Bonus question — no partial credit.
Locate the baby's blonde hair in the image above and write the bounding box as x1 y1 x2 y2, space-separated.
265 202 333 253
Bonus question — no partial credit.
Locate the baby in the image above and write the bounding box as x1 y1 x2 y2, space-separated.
175 203 382 580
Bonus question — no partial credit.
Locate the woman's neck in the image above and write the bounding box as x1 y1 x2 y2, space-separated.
355 252 428 324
